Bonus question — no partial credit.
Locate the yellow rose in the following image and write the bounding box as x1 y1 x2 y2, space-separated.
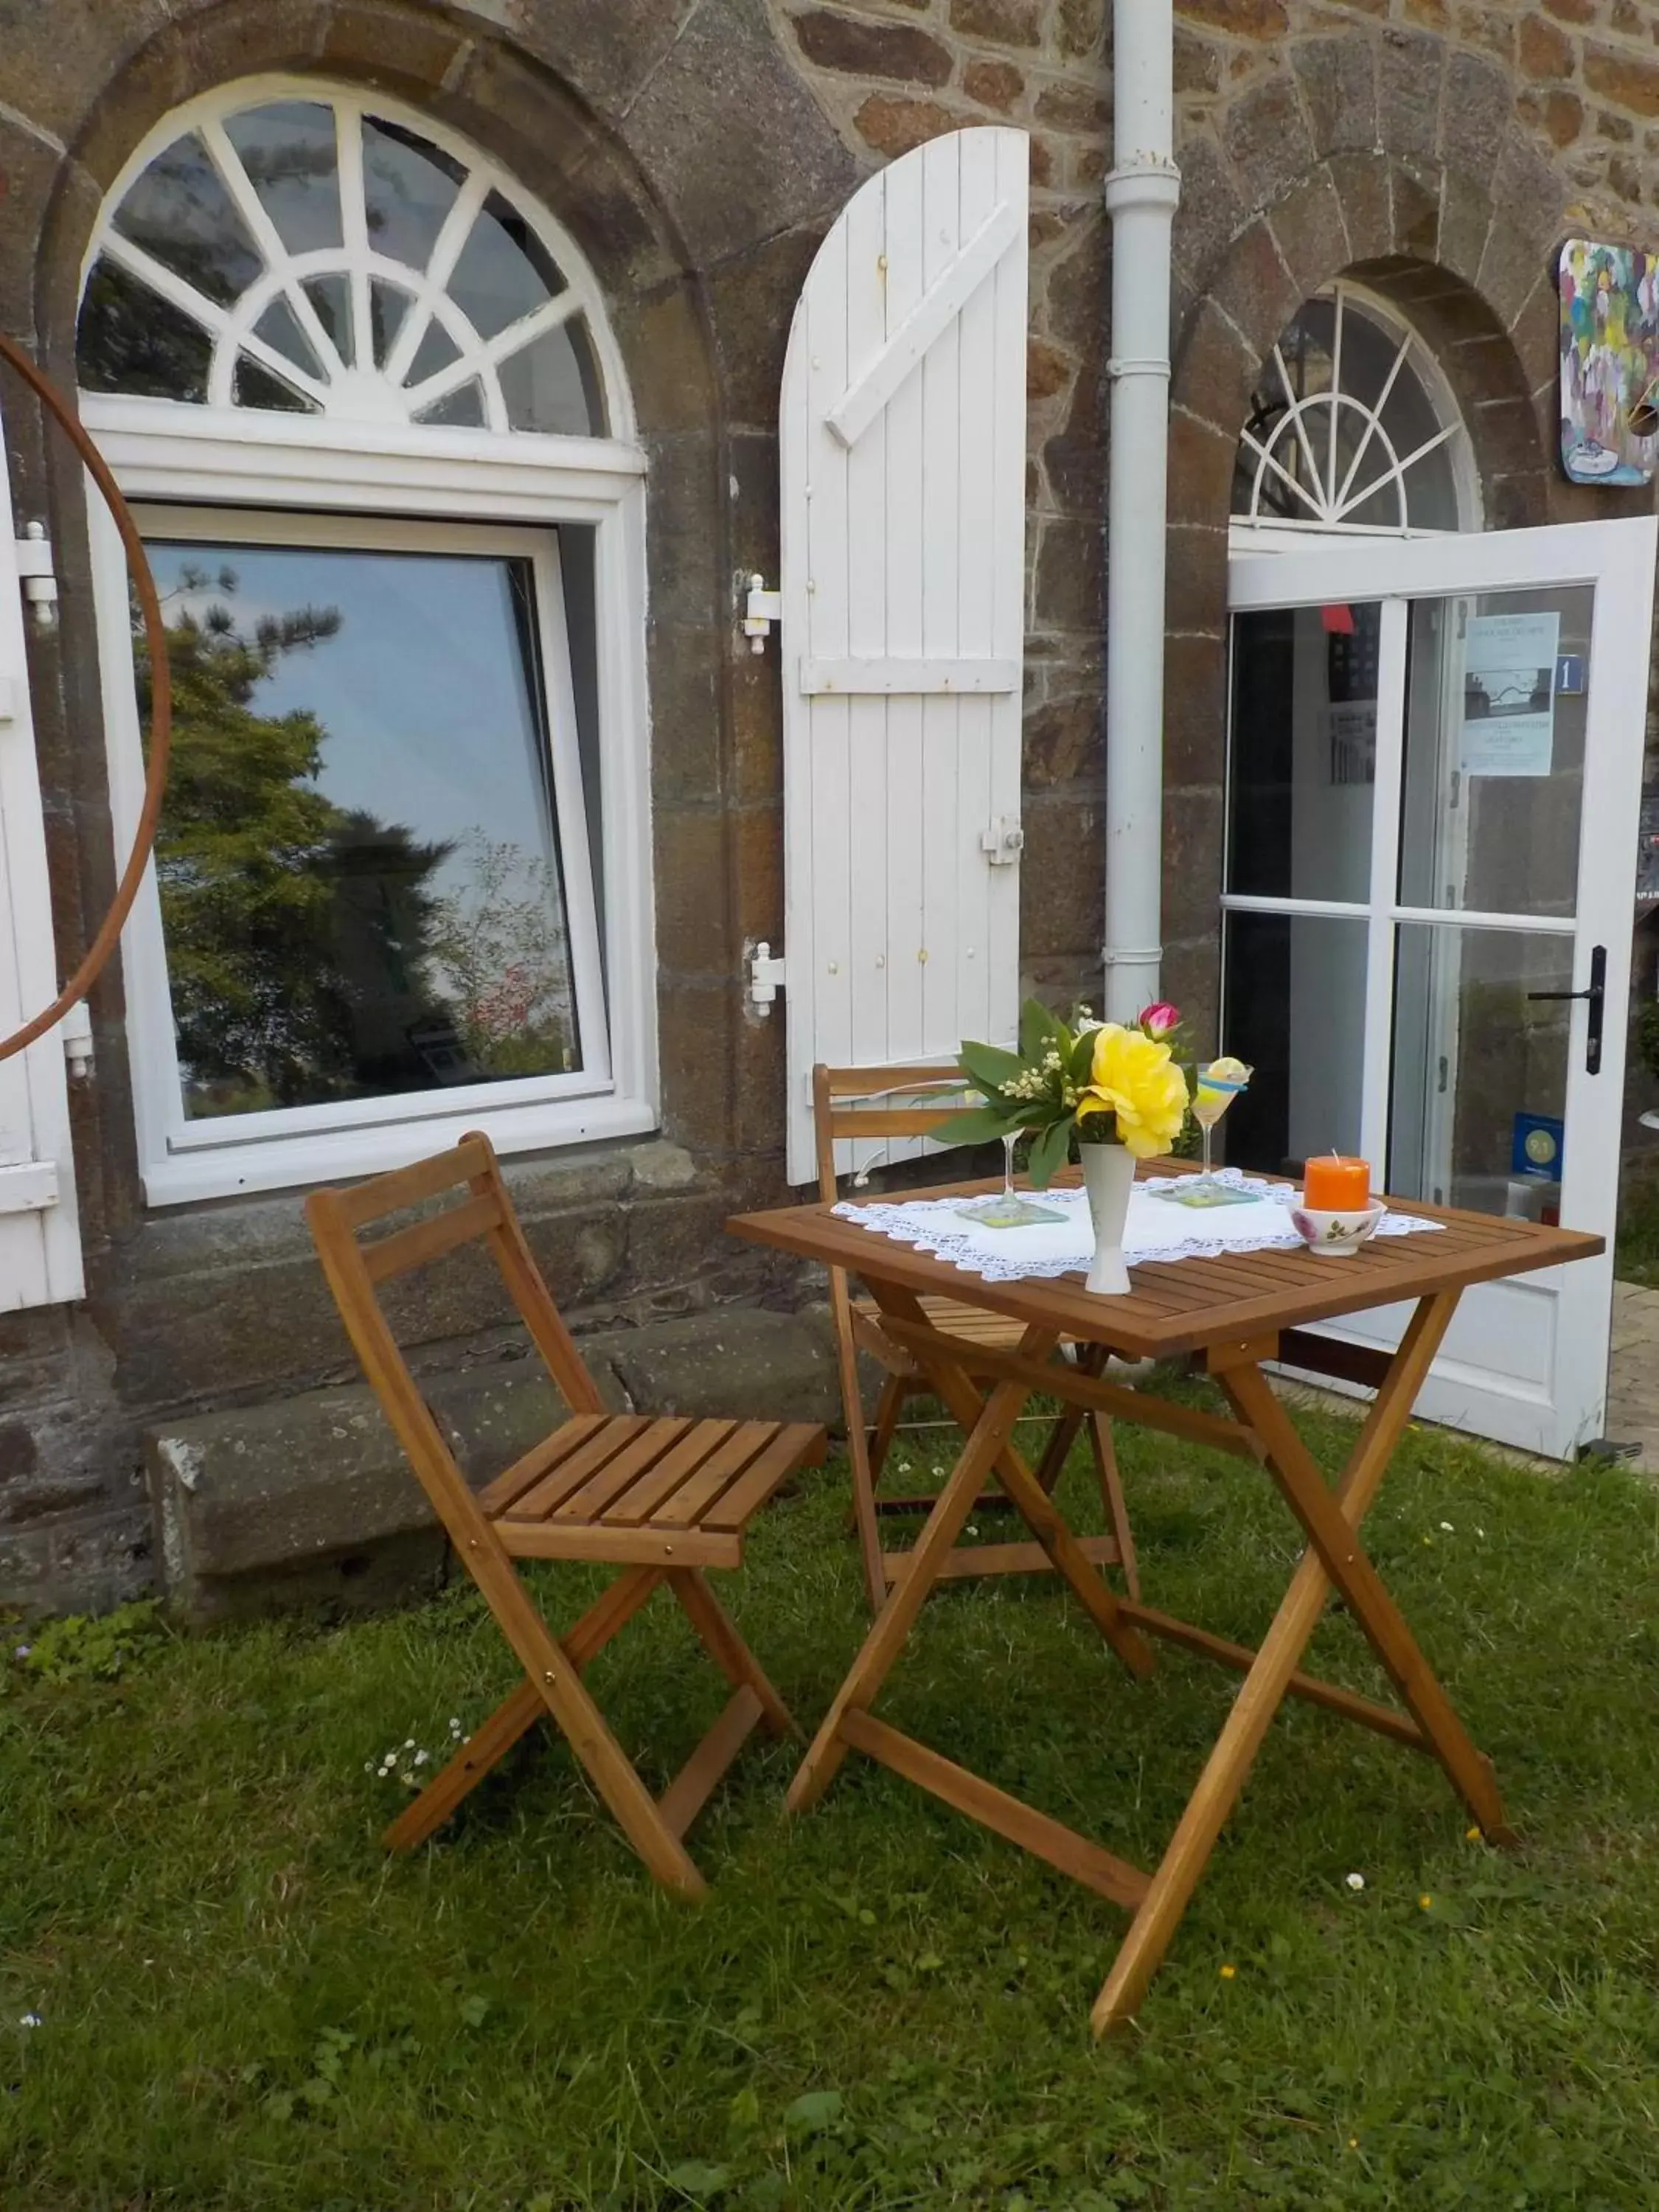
1075 1022 1189 1159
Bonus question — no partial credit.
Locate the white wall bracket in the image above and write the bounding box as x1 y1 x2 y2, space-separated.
744 574 782 655
748 940 787 1013
16 521 57 632
981 816 1024 866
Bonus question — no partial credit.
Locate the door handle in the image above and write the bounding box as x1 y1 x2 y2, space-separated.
1526 942 1607 1074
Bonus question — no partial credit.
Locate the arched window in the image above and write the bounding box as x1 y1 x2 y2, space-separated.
1231 282 1477 537
77 84 653 1206
78 89 619 436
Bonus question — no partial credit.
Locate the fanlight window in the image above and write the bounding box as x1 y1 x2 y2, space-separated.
1231 283 1472 535
78 91 608 436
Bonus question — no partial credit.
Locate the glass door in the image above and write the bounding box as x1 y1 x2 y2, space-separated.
1225 518 1658 1458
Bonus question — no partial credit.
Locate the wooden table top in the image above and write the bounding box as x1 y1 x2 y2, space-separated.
727 1166 1604 1362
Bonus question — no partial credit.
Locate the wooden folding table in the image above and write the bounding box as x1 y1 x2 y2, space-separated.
727 1171 1600 2032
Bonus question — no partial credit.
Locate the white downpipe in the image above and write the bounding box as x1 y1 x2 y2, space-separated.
1102 0 1180 1022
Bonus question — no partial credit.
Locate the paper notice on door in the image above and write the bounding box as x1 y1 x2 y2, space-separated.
1461 611 1561 777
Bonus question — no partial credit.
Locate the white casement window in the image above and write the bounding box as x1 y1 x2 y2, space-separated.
79 78 655 1206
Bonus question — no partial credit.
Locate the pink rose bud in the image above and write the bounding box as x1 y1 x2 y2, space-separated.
1138 1001 1180 1037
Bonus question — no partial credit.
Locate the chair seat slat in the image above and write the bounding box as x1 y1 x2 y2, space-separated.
649 1423 779 1529
478 1413 608 1514
509 1415 661 1522
600 1420 740 1527
700 1422 823 1534
553 1417 698 1522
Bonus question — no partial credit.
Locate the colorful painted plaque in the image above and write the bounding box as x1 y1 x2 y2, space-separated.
1559 239 1659 487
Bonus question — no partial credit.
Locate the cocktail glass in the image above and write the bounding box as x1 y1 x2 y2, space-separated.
1190 1058 1253 1192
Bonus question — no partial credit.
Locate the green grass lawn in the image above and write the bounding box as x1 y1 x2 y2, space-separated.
6 1395 1659 2211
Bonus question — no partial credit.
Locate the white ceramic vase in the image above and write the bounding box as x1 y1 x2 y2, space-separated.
1079 1139 1135 1295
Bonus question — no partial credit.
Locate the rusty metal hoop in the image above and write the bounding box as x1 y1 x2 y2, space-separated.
0 332 171 1064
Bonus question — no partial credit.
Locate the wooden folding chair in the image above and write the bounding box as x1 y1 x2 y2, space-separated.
306 1131 826 1898
813 1064 1139 1613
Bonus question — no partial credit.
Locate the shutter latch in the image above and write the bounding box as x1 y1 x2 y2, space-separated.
743 574 782 655
16 521 57 633
980 817 1025 866
748 941 787 1014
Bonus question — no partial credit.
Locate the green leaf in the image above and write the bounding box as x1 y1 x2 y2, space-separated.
665 2160 732 2201
959 1040 1023 1091
1070 1025 1099 1083
942 1104 1026 1146
1026 1116 1073 1189
459 1994 490 2028
783 2088 844 2135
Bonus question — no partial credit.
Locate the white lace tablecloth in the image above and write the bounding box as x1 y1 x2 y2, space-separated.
832 1169 1444 1284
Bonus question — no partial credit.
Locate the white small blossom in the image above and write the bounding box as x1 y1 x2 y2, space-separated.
404 1738 415 1750
1345 1873 1366 1891
18 2012 41 2028
1439 1521 1454 1533
13 1645 29 1660
414 1750 428 1766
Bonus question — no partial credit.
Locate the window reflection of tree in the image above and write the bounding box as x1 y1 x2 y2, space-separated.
136 573 456 1115
134 570 580 1114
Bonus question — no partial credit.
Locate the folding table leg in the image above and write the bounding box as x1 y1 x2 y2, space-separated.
874 1287 1153 1682
1090 1414 1139 1602
1091 1290 1487 2035
786 1346 1053 1815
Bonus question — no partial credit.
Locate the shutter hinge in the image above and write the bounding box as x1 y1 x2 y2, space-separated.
16 521 57 633
60 998 93 1079
743 574 782 655
748 940 788 1014
980 817 1025 866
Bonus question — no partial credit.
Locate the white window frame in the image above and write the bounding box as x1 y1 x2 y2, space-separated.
86 399 656 1206
80 76 658 1207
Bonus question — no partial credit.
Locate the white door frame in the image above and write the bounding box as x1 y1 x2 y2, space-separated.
1227 513 1659 1458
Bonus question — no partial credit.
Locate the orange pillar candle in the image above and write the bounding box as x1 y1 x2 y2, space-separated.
1303 1156 1371 1211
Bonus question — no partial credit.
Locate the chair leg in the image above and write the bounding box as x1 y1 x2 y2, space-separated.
867 1371 907 1479
669 1568 797 1739
1089 1414 1140 1601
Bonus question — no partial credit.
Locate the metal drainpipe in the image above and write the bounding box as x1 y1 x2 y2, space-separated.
1102 0 1180 1023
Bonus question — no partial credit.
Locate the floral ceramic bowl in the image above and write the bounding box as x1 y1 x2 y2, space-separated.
1289 1202 1387 1256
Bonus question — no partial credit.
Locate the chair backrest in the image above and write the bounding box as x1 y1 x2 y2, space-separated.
305 1133 604 1549
811 1062 977 1206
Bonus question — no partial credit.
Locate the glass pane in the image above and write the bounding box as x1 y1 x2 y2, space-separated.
1227 603 1378 902
76 257 212 400
414 380 486 428
251 294 324 380
112 131 262 307
139 538 587 1120
1397 586 1590 920
232 355 317 413
222 101 342 255
369 279 411 366
1390 924 1571 1214
1231 291 1460 532
405 316 460 385
361 116 464 272
499 317 605 436
445 191 564 341
302 273 353 365
1222 910 1368 1177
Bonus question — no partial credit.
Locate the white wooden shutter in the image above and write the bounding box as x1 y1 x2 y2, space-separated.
0 396 83 1307
779 126 1029 1183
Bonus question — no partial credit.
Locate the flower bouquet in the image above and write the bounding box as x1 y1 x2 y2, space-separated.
953 999 1190 1294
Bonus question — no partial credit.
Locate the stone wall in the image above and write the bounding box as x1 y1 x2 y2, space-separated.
6 0 1659 1612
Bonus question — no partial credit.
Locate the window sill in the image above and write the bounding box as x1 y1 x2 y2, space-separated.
140 1093 659 1208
